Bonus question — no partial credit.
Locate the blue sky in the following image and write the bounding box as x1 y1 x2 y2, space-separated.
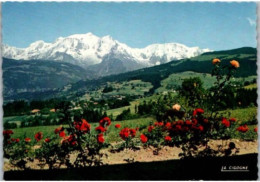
2 2 256 50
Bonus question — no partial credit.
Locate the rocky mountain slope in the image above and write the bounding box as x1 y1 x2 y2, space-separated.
3 33 211 76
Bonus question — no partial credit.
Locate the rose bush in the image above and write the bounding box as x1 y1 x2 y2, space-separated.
138 58 256 158
3 58 257 169
3 117 111 169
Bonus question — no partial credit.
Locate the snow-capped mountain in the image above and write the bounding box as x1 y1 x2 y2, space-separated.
2 33 212 76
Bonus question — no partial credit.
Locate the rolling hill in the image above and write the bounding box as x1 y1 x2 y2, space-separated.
3 47 257 102
2 58 94 101
64 47 256 96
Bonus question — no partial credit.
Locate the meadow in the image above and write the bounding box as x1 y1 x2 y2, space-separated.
9 106 257 143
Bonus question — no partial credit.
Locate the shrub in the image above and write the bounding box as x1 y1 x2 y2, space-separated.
179 77 205 108
4 121 17 129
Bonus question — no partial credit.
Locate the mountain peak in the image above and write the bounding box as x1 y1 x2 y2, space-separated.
2 33 212 73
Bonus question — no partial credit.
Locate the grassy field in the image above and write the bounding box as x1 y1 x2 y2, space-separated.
10 117 156 143
81 80 153 101
106 94 162 117
3 115 28 123
3 115 30 127
8 106 257 143
156 71 257 93
220 107 257 124
156 71 216 93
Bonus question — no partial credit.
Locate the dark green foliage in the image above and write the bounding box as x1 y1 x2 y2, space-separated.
138 100 153 115
208 85 237 109
21 115 47 127
4 121 17 129
138 93 179 121
3 98 69 117
40 108 51 115
116 108 139 121
179 77 205 107
236 88 257 108
3 100 30 116
106 98 130 109
102 86 114 93
81 108 106 123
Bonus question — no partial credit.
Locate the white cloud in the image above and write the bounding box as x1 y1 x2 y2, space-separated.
247 17 256 26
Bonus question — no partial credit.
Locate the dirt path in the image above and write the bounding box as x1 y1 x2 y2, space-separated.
4 139 258 171
103 139 258 165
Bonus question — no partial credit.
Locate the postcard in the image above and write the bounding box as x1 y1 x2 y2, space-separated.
1 1 258 180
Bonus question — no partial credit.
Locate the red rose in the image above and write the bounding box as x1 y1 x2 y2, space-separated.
154 122 163 127
3 130 13 139
158 122 164 126
222 118 230 127
119 128 131 140
79 119 91 133
11 138 16 142
59 131 66 138
95 125 106 133
99 117 111 127
97 133 105 144
73 119 91 133
165 136 172 142
185 120 192 125
148 126 154 132
254 127 258 132
61 134 77 146
115 124 121 129
192 118 198 125
25 137 31 143
16 138 20 143
243 125 249 132
165 122 171 128
193 108 204 116
140 134 148 143
45 138 51 143
35 132 43 142
237 125 249 133
3 130 13 135
198 125 204 131
130 129 136 137
193 110 197 116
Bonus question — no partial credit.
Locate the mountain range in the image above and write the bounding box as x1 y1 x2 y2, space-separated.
2 33 256 102
3 33 212 77
3 47 256 102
